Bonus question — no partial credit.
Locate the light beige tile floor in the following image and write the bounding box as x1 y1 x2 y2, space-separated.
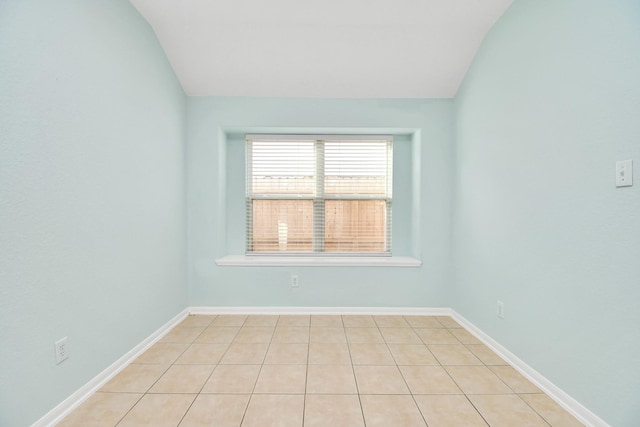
58 315 584 426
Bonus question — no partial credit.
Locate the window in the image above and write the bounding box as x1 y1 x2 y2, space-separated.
246 134 393 255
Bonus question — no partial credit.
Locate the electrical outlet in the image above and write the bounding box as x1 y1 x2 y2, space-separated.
290 274 299 288
55 337 68 364
497 301 505 319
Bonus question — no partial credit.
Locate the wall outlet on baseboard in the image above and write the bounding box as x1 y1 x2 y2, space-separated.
290 274 299 288
55 337 69 364
497 301 505 319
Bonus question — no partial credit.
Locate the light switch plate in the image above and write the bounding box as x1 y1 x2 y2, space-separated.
55 337 68 364
616 159 633 187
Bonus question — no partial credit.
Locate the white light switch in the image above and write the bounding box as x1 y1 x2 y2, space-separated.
616 159 633 187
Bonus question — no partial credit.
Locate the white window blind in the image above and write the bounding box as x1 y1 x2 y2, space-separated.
246 134 393 255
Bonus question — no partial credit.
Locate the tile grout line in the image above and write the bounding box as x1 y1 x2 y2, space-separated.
397 316 433 427
408 316 440 426
392 316 428 427
342 315 368 427
516 394 556 426
114 346 182 425
464 346 556 425
302 315 311 427
405 316 491 426
438 343 534 423
462 394 493 427
112 393 145 427
115 315 216 426
178 314 249 425
176 315 219 426
424 320 491 425
238 314 278 426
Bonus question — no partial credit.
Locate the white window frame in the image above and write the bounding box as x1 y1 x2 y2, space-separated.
245 134 393 256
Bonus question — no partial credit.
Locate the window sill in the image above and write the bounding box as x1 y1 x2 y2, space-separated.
215 255 422 267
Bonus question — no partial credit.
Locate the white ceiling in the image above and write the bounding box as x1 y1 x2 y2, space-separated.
129 0 513 98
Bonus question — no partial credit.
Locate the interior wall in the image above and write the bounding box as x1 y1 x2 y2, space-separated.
3 0 637 424
452 1 640 425
0 1 187 425
186 97 454 308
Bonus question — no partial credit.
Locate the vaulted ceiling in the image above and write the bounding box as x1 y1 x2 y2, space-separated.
129 0 513 98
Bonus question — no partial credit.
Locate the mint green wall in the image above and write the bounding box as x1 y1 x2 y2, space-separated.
0 1 187 425
453 1 640 425
187 97 454 307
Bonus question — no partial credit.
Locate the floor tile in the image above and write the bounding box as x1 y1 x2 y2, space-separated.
404 316 445 328
264 343 308 364
212 315 247 327
271 326 310 343
388 344 439 365
414 394 488 426
304 394 365 427
201 364 261 393
159 326 205 344
399 365 462 394
306 364 357 394
468 394 549 426
465 344 507 365
520 393 584 427
180 394 250 427
380 327 422 344
57 392 141 427
415 328 459 344
310 315 343 327
277 315 310 327
309 327 347 343
349 343 396 365
243 315 279 327
219 342 269 364
345 327 384 343
434 316 463 329
62 314 584 427
174 343 228 364
445 366 512 394
132 342 189 365
449 328 482 344
148 364 214 393
100 364 168 393
308 342 351 364
360 395 427 427
179 315 217 328
428 344 483 365
489 365 541 393
117 393 196 427
353 365 410 394
253 364 307 394
233 327 275 343
195 326 240 344
342 315 376 327
373 315 410 328
241 394 304 427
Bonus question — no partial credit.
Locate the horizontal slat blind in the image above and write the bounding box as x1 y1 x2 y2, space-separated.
246 135 392 255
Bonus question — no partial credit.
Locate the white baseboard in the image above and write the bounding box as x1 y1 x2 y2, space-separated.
450 310 609 427
33 308 189 427
188 306 452 316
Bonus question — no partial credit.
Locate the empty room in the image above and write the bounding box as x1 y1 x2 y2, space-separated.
1 0 638 426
